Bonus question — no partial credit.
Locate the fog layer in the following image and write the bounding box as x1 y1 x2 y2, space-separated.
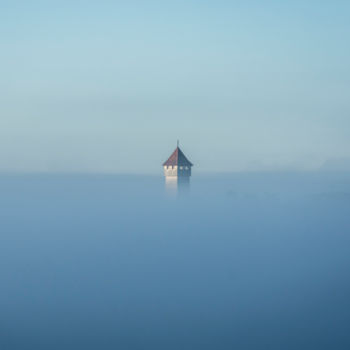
1 173 350 349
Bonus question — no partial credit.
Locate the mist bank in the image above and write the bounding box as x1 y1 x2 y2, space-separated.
1 172 350 350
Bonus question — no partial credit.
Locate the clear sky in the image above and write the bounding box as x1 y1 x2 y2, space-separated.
1 0 349 173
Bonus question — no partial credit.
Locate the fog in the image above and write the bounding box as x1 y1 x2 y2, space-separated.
1 172 350 349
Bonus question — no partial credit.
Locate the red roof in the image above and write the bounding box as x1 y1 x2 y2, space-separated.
163 147 193 167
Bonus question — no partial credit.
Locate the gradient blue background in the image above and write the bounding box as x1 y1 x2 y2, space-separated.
1 3 350 349
1 0 350 173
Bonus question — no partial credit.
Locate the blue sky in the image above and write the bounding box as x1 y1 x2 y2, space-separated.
1 0 349 173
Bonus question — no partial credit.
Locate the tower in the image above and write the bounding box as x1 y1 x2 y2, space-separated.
163 142 193 194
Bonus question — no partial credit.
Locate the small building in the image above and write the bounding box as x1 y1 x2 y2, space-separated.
163 143 193 193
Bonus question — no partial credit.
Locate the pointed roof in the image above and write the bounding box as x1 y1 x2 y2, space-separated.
163 146 193 167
